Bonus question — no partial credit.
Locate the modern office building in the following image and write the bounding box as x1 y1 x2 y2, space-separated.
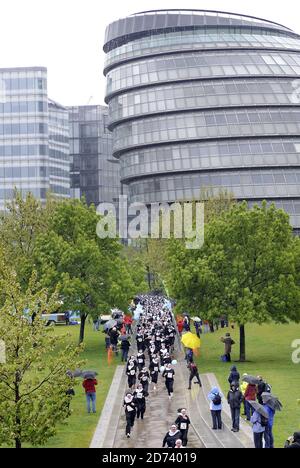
68 105 120 207
0 67 70 208
103 9 300 229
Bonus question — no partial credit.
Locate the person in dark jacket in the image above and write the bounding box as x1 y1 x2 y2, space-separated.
227 383 244 432
187 362 202 389
123 393 137 438
257 376 271 405
120 339 131 362
285 432 300 449
136 350 146 372
138 367 150 396
109 327 119 354
133 384 147 420
175 408 191 447
228 366 240 386
162 425 182 448
163 363 175 399
126 359 137 390
221 333 235 362
149 356 159 391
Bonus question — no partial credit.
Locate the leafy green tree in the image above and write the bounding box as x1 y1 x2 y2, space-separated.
168 202 300 361
34 199 137 343
0 190 51 289
0 253 82 448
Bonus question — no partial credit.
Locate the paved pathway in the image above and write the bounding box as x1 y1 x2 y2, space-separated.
91 335 254 449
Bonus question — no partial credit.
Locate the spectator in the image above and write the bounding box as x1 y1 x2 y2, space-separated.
228 366 240 386
240 374 248 416
121 338 131 362
284 432 300 449
263 403 275 449
257 376 272 405
220 333 235 362
208 386 223 430
244 384 257 421
82 378 98 414
227 383 243 432
250 410 266 449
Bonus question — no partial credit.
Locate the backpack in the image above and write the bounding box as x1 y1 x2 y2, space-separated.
260 415 269 428
213 393 222 406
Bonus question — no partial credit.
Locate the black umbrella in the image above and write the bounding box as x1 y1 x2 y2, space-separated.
248 401 269 419
82 370 98 379
103 319 117 331
262 393 283 412
242 375 261 386
66 369 83 378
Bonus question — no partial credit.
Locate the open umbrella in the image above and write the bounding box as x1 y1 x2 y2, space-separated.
242 375 261 386
66 369 82 378
248 401 269 419
191 317 201 323
262 393 283 412
82 370 98 379
181 332 201 349
103 319 117 331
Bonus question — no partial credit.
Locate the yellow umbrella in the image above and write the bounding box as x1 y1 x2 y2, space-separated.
181 332 201 349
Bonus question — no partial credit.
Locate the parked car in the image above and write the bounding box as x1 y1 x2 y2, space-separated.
42 311 80 326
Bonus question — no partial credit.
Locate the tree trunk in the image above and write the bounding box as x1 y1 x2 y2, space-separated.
79 314 87 344
239 325 246 362
15 375 21 449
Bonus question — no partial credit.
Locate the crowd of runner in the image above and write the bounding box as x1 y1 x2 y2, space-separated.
122 295 192 447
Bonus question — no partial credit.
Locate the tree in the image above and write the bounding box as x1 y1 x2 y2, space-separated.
34 199 137 343
0 190 51 289
0 254 82 448
168 202 300 361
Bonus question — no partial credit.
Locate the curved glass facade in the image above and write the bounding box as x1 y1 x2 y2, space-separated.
103 10 300 228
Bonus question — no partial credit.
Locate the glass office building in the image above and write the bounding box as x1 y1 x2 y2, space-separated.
0 67 70 208
68 105 120 207
103 10 300 229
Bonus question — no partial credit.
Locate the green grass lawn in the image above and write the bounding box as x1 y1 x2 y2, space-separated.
36 323 119 448
195 322 300 448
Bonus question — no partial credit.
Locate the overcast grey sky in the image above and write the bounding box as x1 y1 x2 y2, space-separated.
1 0 300 106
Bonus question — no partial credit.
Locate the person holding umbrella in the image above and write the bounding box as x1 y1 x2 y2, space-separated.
82 372 98 414
249 401 269 449
109 327 120 355
243 376 260 421
262 393 282 449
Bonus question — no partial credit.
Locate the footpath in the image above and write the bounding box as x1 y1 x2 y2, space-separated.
90 337 253 449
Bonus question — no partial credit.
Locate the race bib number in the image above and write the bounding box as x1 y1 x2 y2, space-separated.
130 370 135 375
127 406 134 412
154 367 158 372
138 359 143 363
167 373 173 379
137 393 143 399
180 423 187 430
